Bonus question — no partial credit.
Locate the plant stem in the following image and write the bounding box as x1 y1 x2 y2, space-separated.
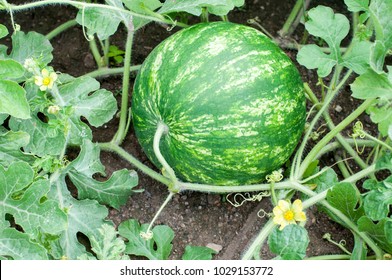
112 22 134 145
364 132 392 151
279 0 305 37
45 19 77 40
5 0 189 28
145 192 175 235
305 254 351 260
98 142 171 186
241 219 276 260
83 65 141 79
298 97 374 178
89 36 105 68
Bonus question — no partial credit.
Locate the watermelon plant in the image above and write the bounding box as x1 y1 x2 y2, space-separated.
0 0 391 261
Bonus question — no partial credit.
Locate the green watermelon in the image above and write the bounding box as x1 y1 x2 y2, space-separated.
132 22 305 186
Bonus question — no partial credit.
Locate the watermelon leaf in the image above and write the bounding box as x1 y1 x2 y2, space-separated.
0 24 8 39
0 228 48 260
159 0 244 16
326 182 365 225
67 139 138 209
362 176 392 221
344 0 369 12
181 245 216 260
0 59 25 80
0 80 30 119
297 5 350 77
358 217 392 254
118 219 174 260
76 0 131 40
268 224 309 260
0 162 67 238
0 130 35 167
9 31 53 65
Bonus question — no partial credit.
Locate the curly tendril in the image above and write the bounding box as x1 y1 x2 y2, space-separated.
226 191 270 208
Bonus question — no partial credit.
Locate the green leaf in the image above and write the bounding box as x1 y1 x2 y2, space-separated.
297 45 337 77
58 76 118 127
351 70 392 99
268 224 309 260
370 40 387 73
326 182 365 224
309 167 338 193
0 130 35 167
159 0 243 16
76 0 131 40
122 0 162 29
365 100 392 137
375 152 392 171
0 24 8 39
369 0 392 50
9 115 66 156
0 59 25 80
344 0 369 12
0 80 30 119
0 162 67 238
86 224 129 260
58 198 112 259
9 31 53 65
298 6 350 77
181 245 216 260
0 228 48 260
67 140 138 209
341 40 372 74
119 219 174 260
362 176 392 221
358 216 392 254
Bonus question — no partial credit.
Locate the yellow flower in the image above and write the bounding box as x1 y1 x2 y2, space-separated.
34 69 58 91
273 199 306 230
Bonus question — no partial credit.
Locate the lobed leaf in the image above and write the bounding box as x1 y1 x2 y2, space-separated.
362 176 392 221
351 70 392 99
119 219 174 260
358 216 392 254
0 130 35 167
369 0 392 50
9 115 66 156
0 162 67 238
76 0 132 40
0 228 48 260
268 224 309 260
326 182 365 224
9 31 53 65
67 139 138 209
122 0 163 29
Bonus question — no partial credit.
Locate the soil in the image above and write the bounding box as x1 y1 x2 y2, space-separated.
0 0 364 259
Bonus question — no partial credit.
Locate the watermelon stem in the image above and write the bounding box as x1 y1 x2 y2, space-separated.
112 22 134 145
153 122 180 192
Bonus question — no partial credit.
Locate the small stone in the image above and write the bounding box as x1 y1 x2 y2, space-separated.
335 105 343 112
206 243 223 253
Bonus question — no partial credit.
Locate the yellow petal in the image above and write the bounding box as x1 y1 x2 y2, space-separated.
273 214 284 226
41 68 49 77
292 199 303 212
50 72 58 81
277 200 291 212
294 211 307 222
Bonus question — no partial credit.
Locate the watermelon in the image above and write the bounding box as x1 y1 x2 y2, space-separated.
131 22 306 186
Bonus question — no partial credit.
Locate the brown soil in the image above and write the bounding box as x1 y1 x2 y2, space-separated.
0 0 360 259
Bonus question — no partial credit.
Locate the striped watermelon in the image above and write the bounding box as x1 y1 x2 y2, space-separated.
132 22 305 186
